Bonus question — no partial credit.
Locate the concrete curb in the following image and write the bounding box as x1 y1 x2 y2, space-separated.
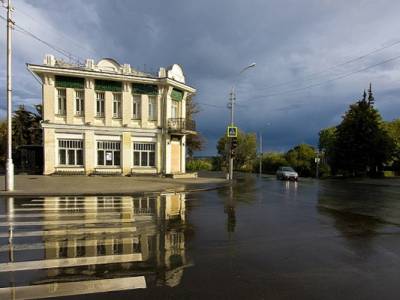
0 182 231 198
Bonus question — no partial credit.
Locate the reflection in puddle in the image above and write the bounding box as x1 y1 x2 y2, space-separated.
0 193 190 299
284 180 298 190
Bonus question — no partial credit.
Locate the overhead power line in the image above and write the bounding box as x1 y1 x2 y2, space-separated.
253 39 400 92
249 52 400 102
197 102 247 110
12 5 95 57
0 14 84 64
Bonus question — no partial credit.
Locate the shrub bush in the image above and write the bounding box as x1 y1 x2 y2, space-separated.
186 159 212 171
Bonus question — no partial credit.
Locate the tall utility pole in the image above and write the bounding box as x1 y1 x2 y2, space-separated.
5 0 14 191
227 63 256 181
228 87 235 181
259 133 262 176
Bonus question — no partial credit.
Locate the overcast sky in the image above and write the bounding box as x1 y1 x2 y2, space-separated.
1 0 400 155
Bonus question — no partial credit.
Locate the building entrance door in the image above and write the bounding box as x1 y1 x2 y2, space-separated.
171 140 181 174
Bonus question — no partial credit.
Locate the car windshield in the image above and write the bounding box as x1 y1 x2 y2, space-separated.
281 167 295 172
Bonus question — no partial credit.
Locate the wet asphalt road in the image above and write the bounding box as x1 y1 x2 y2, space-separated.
1 175 400 299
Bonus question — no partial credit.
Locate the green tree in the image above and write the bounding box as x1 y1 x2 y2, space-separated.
31 104 43 145
185 94 204 158
259 151 288 174
333 90 394 176
318 127 337 174
12 105 34 148
11 105 43 149
1 105 42 168
0 121 7 166
384 119 400 172
285 144 316 177
217 130 257 172
319 127 336 153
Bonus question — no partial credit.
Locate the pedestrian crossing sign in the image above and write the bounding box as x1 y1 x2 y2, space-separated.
227 126 238 138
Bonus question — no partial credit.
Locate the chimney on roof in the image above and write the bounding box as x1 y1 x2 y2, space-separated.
158 67 166 78
85 59 95 70
44 54 55 66
123 64 131 74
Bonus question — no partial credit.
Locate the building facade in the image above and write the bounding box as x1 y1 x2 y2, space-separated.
28 55 196 175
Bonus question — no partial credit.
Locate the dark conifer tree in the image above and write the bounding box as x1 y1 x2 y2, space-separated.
368 83 375 106
333 88 394 176
12 105 43 149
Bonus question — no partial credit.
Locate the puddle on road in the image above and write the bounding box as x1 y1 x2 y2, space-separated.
0 194 190 299
1 178 400 299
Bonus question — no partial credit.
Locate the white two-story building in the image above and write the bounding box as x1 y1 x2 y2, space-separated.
28 55 196 175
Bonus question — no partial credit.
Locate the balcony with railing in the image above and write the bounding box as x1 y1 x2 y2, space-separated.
167 118 196 134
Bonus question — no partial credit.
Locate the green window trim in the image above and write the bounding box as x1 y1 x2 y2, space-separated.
132 83 158 95
55 76 84 89
95 79 122 92
171 88 184 101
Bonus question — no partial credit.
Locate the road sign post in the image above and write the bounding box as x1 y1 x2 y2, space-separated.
227 126 238 138
227 126 238 180
315 157 320 178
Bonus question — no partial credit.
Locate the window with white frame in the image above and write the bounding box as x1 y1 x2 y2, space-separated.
96 92 105 117
113 93 121 118
171 100 179 118
75 90 84 116
148 96 156 121
58 139 83 166
97 141 121 166
57 88 66 115
132 95 141 119
133 143 155 167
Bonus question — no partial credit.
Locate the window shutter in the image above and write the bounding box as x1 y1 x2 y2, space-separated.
95 79 122 92
132 83 158 95
55 76 84 89
171 88 183 101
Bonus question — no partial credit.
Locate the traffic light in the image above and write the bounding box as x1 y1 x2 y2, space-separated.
230 137 238 157
231 137 238 149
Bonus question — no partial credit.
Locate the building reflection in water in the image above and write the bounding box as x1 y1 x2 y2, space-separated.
0 193 190 299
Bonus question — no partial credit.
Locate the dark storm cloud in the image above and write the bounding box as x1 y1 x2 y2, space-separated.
1 0 400 155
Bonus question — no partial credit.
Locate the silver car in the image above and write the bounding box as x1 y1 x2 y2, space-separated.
276 166 299 181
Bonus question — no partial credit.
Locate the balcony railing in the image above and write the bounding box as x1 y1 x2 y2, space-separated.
168 118 196 133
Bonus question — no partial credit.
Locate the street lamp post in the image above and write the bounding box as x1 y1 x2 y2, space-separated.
259 132 262 176
228 87 236 181
5 0 14 191
228 63 256 181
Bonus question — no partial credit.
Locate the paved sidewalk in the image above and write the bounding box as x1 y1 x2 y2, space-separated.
0 172 228 196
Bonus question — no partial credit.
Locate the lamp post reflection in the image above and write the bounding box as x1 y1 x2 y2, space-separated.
225 185 236 236
7 197 14 263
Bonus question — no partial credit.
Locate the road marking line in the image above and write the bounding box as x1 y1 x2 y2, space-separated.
0 276 146 299
28 200 139 203
21 203 133 207
0 253 143 272
0 212 125 218
13 206 135 211
0 226 137 238
0 237 140 252
0 218 135 227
